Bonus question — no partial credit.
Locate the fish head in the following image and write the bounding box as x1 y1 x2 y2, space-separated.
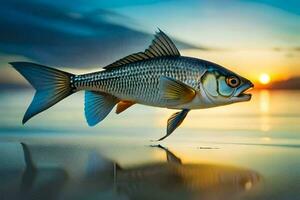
200 63 254 106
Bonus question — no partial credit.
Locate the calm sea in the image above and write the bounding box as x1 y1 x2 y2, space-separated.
0 90 299 200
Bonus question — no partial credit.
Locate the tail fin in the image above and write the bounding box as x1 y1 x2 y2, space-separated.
10 62 75 124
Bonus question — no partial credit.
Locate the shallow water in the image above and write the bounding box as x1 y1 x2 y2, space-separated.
0 90 299 200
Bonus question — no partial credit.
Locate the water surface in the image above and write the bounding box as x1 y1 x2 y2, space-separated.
0 90 299 200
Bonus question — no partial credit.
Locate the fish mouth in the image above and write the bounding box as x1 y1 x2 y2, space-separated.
234 82 254 101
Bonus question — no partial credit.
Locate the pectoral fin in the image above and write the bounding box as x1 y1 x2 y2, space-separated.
160 76 196 105
157 109 190 141
116 101 135 114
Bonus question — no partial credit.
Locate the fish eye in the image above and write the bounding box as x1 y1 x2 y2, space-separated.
226 76 240 88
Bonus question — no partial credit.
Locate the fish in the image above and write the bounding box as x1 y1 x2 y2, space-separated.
10 29 254 140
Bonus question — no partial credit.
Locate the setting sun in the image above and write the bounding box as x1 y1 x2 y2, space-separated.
259 73 271 85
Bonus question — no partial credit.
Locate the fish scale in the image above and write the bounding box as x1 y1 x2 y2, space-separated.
74 57 204 107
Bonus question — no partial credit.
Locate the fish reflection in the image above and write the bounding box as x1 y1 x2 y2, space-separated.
115 145 261 200
0 143 68 200
0 143 261 200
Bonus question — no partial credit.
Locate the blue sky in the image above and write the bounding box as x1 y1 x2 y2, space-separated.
0 0 299 85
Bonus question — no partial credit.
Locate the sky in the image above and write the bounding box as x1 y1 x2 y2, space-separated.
0 0 300 86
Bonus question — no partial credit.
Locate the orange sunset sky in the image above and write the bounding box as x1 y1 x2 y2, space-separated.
0 0 299 88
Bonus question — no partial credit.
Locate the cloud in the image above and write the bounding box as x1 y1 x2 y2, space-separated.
0 0 205 69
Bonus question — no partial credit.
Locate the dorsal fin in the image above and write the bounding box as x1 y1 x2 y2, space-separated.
104 29 180 70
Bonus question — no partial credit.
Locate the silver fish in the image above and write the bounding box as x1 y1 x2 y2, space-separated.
11 29 254 140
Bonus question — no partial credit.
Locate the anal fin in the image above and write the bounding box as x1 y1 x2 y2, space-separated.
116 101 135 114
85 91 118 126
